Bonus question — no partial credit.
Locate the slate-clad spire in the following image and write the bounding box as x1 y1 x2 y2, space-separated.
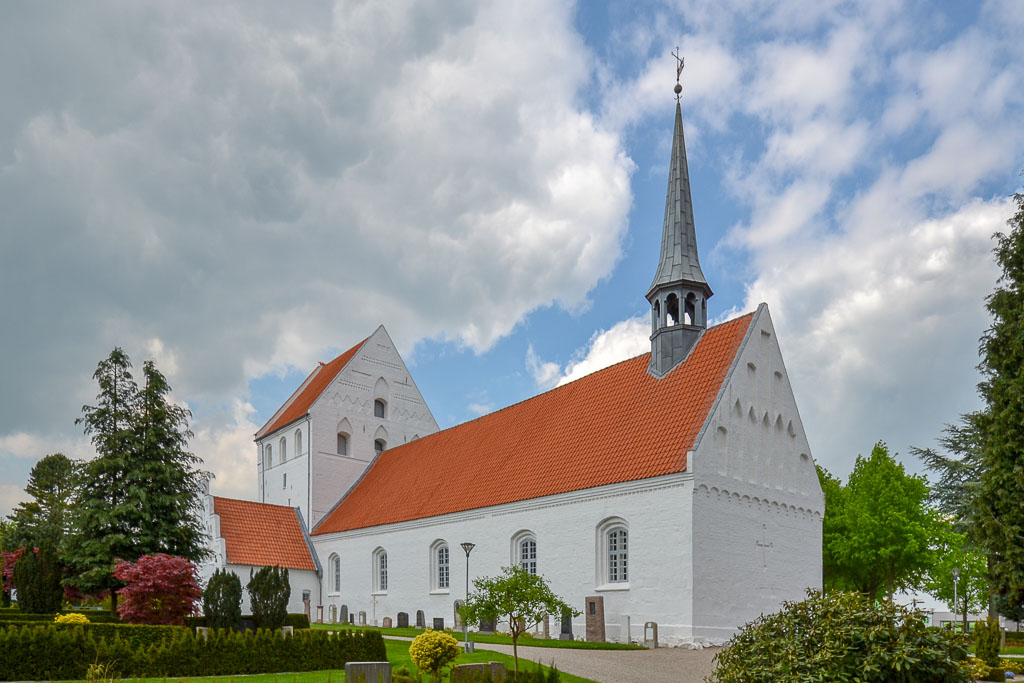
646 57 714 379
646 102 711 299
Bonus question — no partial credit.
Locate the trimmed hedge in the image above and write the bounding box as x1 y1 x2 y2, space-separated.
0 624 385 681
0 621 183 649
0 610 120 623
188 612 311 629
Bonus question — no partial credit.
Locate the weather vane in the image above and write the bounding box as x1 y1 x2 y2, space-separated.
672 46 684 101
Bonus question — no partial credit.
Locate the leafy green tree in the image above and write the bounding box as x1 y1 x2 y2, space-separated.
707 590 969 683
461 565 579 674
817 464 854 594
822 442 941 601
924 525 988 632
911 413 985 534
13 545 64 614
976 191 1024 607
247 565 290 630
7 453 80 552
203 568 243 630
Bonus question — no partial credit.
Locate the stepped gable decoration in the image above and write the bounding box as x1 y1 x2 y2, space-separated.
213 497 317 571
256 337 368 438
313 312 753 535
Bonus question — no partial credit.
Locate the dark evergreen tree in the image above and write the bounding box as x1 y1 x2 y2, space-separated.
911 413 985 533
131 360 207 560
67 347 139 612
203 568 243 630
13 545 63 614
247 566 290 630
7 453 80 553
976 191 1024 606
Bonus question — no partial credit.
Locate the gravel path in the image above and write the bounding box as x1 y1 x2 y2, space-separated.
469 642 722 683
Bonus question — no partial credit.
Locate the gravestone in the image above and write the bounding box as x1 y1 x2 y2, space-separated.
340 604 349 624
585 596 605 643
453 600 465 630
358 611 367 625
559 607 573 641
416 610 425 628
281 625 294 636
345 662 392 683
302 590 311 621
329 605 337 623
195 626 209 640
348 613 355 624
397 612 409 628
478 618 495 634
542 615 549 639
644 621 659 648
450 662 506 682
382 617 393 628
433 617 445 630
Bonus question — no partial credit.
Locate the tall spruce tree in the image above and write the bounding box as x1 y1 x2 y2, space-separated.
69 348 208 614
976 191 1024 606
7 453 80 553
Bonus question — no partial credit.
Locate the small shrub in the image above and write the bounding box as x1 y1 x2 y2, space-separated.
203 568 242 631
55 612 90 624
247 566 290 631
707 590 970 683
974 616 1003 681
12 546 63 614
393 663 420 683
409 628 461 682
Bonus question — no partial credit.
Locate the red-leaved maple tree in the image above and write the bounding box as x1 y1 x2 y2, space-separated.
112 554 201 625
1 548 24 594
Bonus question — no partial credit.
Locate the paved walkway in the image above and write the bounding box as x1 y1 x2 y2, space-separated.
387 637 722 683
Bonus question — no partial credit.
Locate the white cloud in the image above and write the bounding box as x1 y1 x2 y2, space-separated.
558 317 650 386
0 432 93 461
191 399 261 502
525 345 562 390
466 402 495 416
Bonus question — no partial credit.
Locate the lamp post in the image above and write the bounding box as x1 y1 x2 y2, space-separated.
461 542 476 653
951 567 961 632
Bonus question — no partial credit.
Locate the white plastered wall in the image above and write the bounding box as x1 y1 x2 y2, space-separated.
690 304 824 644
307 326 439 526
312 475 698 646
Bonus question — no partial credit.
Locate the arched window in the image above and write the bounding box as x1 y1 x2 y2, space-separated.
608 528 628 582
431 541 450 591
329 554 341 594
295 429 303 456
263 446 272 470
279 437 287 463
685 293 697 325
596 517 630 587
337 433 349 455
265 444 272 467
374 439 386 455
653 300 661 327
373 548 388 593
374 399 386 419
520 538 537 575
666 294 679 326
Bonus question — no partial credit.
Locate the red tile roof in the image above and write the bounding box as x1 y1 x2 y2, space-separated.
257 338 367 438
313 313 754 535
213 497 318 571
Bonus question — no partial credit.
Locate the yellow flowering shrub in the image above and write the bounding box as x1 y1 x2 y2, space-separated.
54 612 90 624
408 628 461 680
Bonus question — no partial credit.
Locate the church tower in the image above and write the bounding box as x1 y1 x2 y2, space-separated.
647 58 713 379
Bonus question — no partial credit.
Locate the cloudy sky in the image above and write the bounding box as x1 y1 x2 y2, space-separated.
2 0 1023 521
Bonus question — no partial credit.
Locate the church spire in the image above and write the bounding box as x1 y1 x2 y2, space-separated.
646 51 714 379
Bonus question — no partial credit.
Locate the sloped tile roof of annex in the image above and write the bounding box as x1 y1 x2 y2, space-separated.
256 337 367 439
313 312 754 535
213 497 317 571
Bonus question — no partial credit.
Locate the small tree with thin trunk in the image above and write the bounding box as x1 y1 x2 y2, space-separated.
247 565 290 630
13 545 63 614
203 568 243 631
111 554 201 625
460 566 579 674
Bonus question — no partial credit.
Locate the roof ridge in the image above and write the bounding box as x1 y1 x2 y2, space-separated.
212 495 299 511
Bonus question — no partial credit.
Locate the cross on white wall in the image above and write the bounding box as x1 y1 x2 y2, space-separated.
755 524 774 568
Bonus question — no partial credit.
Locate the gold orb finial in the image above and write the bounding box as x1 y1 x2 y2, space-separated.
672 46 684 102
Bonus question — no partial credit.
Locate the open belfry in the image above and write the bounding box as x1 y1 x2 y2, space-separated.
201 58 823 646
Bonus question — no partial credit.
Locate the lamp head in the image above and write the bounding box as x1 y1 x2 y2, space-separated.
461 542 476 556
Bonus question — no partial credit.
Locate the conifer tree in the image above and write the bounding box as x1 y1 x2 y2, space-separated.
976 191 1024 605
7 453 80 553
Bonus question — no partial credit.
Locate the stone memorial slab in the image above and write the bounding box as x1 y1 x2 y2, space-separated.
345 661 392 683
397 612 409 628
559 607 573 641
478 618 495 634
382 617 393 628
542 615 549 639
453 600 465 630
358 611 367 625
415 610 425 628
644 621 659 648
450 662 506 682
433 617 445 630
585 596 605 643
340 605 349 624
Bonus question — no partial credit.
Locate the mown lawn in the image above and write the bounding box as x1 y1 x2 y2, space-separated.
311 622 644 650
54 635 598 683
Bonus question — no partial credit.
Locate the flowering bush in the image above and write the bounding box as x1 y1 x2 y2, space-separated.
408 628 461 681
54 612 90 624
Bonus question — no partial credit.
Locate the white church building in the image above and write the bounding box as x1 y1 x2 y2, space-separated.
201 92 823 647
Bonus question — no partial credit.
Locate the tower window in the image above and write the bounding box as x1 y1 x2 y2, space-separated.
283 473 287 489
280 437 287 463
374 439 386 455
374 399 386 419
263 446 272 470
666 294 679 326
295 429 303 455
265 444 272 466
685 293 697 325
337 433 349 456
